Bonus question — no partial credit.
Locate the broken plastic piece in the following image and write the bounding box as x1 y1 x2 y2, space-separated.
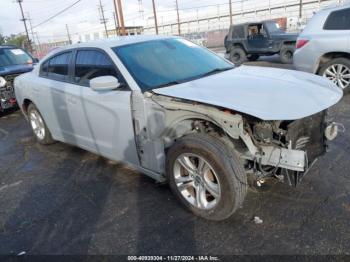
253 216 263 224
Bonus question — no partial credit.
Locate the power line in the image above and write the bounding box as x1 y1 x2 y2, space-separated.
32 0 83 30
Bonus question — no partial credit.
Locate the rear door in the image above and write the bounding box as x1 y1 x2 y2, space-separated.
36 51 76 142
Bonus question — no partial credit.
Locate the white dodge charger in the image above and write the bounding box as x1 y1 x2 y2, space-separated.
14 36 342 221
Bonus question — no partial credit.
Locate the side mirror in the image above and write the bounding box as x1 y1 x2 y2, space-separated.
90 76 121 91
33 58 39 63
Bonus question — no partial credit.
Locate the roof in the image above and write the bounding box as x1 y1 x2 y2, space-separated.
229 20 276 28
64 35 176 50
321 1 350 11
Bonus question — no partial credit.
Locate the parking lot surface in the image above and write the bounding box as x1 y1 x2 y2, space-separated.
0 60 349 255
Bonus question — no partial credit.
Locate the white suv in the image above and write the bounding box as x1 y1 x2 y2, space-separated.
294 4 350 91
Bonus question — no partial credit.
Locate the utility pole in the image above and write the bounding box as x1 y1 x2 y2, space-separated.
229 0 233 25
299 0 303 18
26 12 36 53
175 0 180 35
66 24 72 44
16 0 32 52
115 0 126 36
113 11 119 36
152 0 159 34
112 0 119 35
35 32 42 58
98 0 109 38
138 0 144 20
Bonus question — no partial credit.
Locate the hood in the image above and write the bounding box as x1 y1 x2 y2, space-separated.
0 64 34 76
153 66 343 121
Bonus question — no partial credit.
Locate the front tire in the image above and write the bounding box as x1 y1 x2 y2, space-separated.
27 103 55 145
166 134 247 221
318 58 350 92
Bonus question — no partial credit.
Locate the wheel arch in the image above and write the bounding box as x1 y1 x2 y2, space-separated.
163 115 247 155
22 98 34 116
231 42 247 53
316 52 350 74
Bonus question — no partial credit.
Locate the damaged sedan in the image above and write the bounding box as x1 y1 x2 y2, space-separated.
14 36 343 221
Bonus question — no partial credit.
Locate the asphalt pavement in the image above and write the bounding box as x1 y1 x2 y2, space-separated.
0 59 349 256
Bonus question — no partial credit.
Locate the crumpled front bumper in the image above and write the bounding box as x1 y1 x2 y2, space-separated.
259 109 342 174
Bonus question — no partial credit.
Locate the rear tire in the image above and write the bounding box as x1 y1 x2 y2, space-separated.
229 47 247 65
27 103 55 145
318 58 350 93
280 45 295 64
166 134 248 221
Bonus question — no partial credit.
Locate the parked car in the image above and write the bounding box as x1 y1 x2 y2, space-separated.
0 45 37 114
15 36 342 221
224 21 298 64
294 4 350 91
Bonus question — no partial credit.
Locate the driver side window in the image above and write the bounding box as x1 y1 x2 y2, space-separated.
74 50 119 87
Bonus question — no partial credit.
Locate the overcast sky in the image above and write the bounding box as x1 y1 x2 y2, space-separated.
0 0 232 42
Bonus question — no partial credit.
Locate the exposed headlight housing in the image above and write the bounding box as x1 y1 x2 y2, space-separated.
0 76 6 88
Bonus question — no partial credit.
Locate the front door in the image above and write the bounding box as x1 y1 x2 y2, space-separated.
66 49 139 165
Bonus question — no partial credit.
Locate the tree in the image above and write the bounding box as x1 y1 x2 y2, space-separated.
0 34 5 45
5 34 27 47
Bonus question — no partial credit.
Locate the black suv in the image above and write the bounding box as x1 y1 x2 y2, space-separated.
0 45 36 113
225 21 298 64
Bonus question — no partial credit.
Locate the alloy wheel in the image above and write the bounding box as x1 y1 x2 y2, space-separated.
29 110 46 140
323 64 350 90
173 153 221 210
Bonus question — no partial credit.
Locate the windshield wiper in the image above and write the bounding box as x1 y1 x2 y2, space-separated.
151 67 233 90
200 67 233 78
153 80 183 89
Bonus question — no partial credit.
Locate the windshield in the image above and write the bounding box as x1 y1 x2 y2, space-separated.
0 48 33 67
112 38 233 91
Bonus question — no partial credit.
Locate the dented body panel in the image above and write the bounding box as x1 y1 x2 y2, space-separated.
153 66 342 121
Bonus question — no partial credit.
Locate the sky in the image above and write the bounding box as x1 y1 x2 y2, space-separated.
0 0 231 42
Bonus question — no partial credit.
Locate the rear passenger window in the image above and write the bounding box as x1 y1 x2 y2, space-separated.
74 50 118 86
47 52 72 81
232 26 244 38
324 8 350 30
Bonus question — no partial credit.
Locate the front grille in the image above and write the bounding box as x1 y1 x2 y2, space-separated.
286 111 327 163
